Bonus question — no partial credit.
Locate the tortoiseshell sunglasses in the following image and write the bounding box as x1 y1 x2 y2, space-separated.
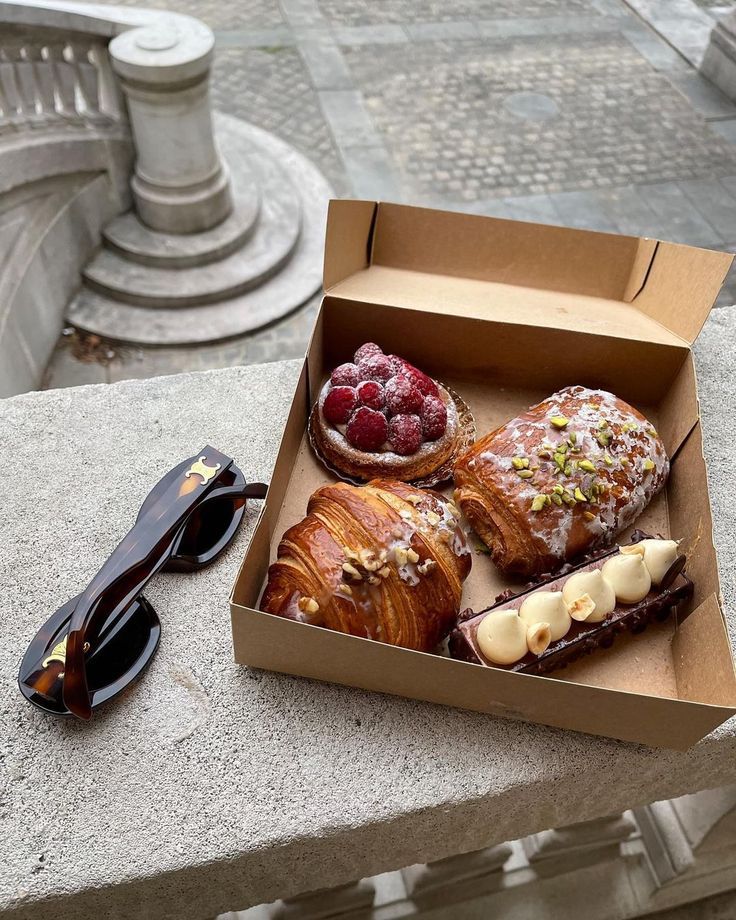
18 447 267 721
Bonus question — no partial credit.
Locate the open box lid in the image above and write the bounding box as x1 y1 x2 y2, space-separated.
323 200 734 349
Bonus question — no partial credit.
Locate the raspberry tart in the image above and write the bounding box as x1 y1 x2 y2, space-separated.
311 343 467 483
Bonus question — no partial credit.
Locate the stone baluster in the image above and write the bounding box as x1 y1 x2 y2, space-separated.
47 42 79 123
401 843 512 910
522 812 637 878
268 880 376 920
108 18 232 233
701 12 736 102
0 48 21 127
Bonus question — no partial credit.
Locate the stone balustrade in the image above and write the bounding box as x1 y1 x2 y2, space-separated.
0 0 331 398
2 309 736 919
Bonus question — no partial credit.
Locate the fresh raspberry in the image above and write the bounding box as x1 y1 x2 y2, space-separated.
356 380 385 410
421 395 448 441
388 414 423 455
353 342 383 364
358 353 394 383
387 354 405 375
399 361 439 398
323 386 358 425
385 375 423 415
330 362 360 387
346 407 388 452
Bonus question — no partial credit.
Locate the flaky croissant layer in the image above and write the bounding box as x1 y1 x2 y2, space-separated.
260 480 472 651
453 386 669 577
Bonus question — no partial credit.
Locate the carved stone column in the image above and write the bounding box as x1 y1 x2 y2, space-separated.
523 813 637 878
401 844 512 910
269 880 376 920
109 17 231 233
700 12 736 102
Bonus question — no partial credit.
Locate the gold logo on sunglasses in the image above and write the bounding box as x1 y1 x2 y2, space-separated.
186 456 221 486
43 635 68 668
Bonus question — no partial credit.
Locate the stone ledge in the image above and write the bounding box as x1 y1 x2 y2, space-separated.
1 311 736 919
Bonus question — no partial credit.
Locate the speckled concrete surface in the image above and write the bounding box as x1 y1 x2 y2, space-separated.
2 328 736 920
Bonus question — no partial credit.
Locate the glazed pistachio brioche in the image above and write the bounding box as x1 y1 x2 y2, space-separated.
453 385 668 576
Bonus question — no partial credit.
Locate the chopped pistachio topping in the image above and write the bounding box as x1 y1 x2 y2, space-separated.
550 415 569 429
530 495 548 512
648 427 658 437
562 492 576 506
603 452 613 466
517 469 534 479
557 443 568 454
578 459 596 473
537 449 552 460
568 431 577 445
574 487 587 502
598 418 608 429
595 430 611 448
553 484 564 495
622 421 639 433
643 458 655 471
620 457 630 467
564 463 573 477
551 494 563 505
511 456 529 470
554 454 566 472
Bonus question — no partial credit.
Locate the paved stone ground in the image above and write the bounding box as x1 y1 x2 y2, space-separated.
43 0 736 388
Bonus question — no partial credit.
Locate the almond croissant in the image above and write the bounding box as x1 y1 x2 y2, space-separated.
453 386 668 577
260 480 472 651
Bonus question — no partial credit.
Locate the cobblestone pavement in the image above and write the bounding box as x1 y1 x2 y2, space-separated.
44 0 736 388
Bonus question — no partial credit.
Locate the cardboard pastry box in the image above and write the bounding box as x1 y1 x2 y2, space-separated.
231 200 736 750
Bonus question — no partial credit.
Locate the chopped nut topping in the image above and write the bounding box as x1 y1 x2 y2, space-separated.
603 452 613 466
569 593 596 621
578 459 596 473
298 596 320 614
550 415 569 429
530 495 548 512
551 494 563 505
337 584 353 596
552 484 564 495
568 431 577 445
511 457 529 470
643 459 655 471
394 546 409 566
425 510 440 526
405 494 422 506
406 548 420 564
517 469 534 479
583 510 596 521
367 575 381 586
342 562 363 581
574 487 587 502
418 558 436 575
399 509 413 520
378 566 391 578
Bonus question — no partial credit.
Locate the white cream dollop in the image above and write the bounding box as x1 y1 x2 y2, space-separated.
519 591 571 641
562 570 616 623
620 539 679 586
601 553 652 604
476 610 528 665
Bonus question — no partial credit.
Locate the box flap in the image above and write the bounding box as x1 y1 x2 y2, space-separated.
323 201 733 348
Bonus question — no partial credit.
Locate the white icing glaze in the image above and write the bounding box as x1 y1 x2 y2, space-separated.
621 538 679 586
601 553 652 604
518 591 571 641
476 610 528 665
562 569 616 623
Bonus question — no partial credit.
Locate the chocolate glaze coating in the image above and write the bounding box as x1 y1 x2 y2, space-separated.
449 532 693 675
